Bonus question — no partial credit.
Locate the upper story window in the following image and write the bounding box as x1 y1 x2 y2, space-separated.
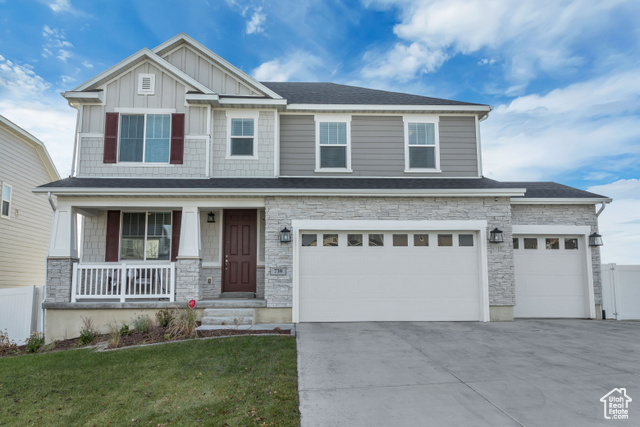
403 115 440 173
1 183 11 218
119 114 171 163
315 115 352 172
226 111 259 159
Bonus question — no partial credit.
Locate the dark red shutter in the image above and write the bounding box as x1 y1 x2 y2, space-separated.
105 210 121 262
170 113 185 164
171 210 182 262
103 113 119 163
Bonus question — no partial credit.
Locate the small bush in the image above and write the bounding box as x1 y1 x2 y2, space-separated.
119 324 130 336
168 307 197 339
25 331 45 353
107 322 121 349
155 309 174 328
78 317 97 346
133 314 152 333
0 329 18 356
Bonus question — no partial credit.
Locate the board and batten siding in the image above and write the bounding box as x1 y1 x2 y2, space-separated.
0 126 55 289
279 114 479 177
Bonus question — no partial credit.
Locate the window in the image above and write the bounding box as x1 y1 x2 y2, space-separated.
1 183 11 218
315 115 351 171
565 238 579 250
393 234 408 246
119 114 171 163
323 234 339 246
438 234 453 246
227 111 259 159
513 238 519 249
121 212 171 261
368 234 384 246
404 116 439 172
546 238 560 250
347 234 363 246
524 238 538 249
459 234 474 247
414 234 429 246
301 234 317 247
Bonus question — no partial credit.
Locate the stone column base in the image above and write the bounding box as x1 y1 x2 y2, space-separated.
175 258 203 302
46 257 79 303
490 306 514 321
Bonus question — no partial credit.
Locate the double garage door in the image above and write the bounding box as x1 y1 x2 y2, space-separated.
513 235 589 318
298 230 483 322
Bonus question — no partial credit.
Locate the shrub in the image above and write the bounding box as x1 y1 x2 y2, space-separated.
78 317 97 346
0 329 18 356
25 331 45 353
155 308 174 328
133 314 152 333
107 322 121 349
119 323 130 336
168 307 197 339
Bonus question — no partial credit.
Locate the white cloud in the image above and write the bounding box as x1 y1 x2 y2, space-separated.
49 0 72 13
481 69 640 181
57 49 72 62
42 25 74 63
81 60 93 69
361 42 448 82
587 179 640 264
362 0 636 85
246 7 266 34
252 51 326 81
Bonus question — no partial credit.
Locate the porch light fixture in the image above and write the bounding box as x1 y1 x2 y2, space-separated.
280 227 292 243
489 228 504 243
207 212 215 223
589 232 603 247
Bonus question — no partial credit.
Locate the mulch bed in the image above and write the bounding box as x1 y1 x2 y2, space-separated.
1 324 292 358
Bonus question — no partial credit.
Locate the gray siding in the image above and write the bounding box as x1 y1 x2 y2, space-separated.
0 126 55 289
279 114 479 177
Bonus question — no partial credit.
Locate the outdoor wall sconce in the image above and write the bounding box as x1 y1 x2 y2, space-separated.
589 232 603 247
207 212 215 223
280 227 292 243
489 228 504 243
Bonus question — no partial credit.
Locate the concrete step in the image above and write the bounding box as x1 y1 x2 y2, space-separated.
220 292 255 299
201 316 253 326
203 308 255 317
200 299 266 308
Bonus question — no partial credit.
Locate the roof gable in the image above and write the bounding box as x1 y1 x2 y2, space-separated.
153 33 282 99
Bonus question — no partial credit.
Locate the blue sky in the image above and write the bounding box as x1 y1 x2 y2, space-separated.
0 0 639 263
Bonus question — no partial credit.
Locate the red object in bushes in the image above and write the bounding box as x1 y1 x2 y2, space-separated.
188 299 196 309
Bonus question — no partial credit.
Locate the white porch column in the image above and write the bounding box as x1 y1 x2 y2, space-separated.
178 206 201 258
175 206 202 302
48 201 78 258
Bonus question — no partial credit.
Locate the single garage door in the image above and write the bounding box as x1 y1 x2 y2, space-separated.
298 230 482 322
514 235 588 318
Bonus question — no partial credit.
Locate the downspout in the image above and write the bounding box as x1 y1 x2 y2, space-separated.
595 202 606 217
47 191 57 211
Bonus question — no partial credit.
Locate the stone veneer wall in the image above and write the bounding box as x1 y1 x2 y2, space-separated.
77 137 207 177
210 111 275 177
200 267 222 299
511 204 602 304
175 258 202 302
264 196 515 308
46 258 78 302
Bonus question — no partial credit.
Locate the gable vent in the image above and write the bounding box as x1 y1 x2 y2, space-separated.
138 74 155 95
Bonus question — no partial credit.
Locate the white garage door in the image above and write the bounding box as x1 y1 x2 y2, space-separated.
298 230 482 322
514 235 588 318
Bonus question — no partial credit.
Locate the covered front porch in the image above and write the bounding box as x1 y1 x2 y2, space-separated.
46 197 267 305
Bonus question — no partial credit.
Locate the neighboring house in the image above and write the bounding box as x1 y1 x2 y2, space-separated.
0 115 60 289
34 34 611 340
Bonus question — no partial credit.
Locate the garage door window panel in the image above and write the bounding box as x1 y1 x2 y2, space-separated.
513 238 519 249
524 238 538 249
369 234 384 246
546 238 560 250
393 234 408 246
438 234 453 247
414 234 429 246
347 234 363 246
565 238 579 250
459 234 474 247
301 234 317 247
323 234 339 246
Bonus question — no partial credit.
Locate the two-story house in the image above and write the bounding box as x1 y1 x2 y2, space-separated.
35 34 611 341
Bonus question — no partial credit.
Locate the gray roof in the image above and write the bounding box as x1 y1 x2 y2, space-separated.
37 177 608 199
260 82 485 106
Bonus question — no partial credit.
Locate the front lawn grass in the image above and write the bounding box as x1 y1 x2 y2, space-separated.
0 336 299 426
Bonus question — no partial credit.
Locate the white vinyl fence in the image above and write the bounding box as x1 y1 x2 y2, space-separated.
0 285 43 345
602 264 640 320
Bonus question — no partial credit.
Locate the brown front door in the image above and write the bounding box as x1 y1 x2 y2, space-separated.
222 209 257 293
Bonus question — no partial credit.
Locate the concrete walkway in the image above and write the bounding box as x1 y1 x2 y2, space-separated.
297 320 640 426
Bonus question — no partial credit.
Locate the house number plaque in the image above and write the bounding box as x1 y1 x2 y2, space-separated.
270 267 287 276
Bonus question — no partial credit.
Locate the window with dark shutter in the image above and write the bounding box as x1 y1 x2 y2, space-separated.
170 113 185 164
171 210 182 262
105 210 121 262
103 113 119 163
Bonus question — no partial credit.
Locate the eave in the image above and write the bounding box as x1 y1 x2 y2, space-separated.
510 197 613 205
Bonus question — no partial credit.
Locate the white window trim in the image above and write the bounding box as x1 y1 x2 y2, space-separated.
314 114 352 173
119 211 173 262
226 110 260 160
1 182 11 219
116 111 173 164
403 115 441 173
137 73 156 95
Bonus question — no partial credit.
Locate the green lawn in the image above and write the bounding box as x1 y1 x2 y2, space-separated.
0 336 300 426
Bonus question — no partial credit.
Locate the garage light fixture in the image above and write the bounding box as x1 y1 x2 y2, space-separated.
280 227 292 243
589 232 603 247
489 228 504 243
207 212 215 223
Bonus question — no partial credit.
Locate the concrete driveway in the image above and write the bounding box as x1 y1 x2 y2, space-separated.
297 320 640 426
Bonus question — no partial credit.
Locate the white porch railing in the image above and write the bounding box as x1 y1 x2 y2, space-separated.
71 263 175 302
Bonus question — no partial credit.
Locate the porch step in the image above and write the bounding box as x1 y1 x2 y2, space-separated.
200 299 266 308
201 308 254 326
219 292 256 299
